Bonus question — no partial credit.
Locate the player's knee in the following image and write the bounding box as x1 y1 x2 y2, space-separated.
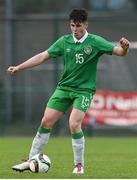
41 116 53 128
69 121 81 133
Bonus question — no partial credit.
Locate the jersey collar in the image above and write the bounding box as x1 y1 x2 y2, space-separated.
73 30 88 43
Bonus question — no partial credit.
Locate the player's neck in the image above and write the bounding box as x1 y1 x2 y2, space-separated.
73 30 88 43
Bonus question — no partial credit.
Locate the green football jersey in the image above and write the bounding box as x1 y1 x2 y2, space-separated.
47 33 115 93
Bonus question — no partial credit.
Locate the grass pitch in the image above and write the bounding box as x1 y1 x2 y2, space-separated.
0 137 137 179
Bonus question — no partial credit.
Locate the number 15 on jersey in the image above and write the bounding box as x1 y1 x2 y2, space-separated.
75 53 84 64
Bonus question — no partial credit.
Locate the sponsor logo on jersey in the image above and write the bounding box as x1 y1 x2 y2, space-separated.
84 46 92 55
66 48 71 53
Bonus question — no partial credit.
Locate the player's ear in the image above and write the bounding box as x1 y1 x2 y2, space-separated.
85 21 88 29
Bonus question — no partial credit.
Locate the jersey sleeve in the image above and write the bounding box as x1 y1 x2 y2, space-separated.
47 36 64 58
96 36 115 55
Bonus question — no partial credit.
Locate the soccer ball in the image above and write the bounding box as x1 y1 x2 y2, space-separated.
29 153 51 173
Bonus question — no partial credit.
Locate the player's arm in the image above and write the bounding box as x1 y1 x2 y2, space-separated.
7 50 50 74
112 37 130 56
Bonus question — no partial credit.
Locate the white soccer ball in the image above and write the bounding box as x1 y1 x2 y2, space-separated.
29 153 51 173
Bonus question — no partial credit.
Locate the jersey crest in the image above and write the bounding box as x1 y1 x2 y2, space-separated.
84 46 92 55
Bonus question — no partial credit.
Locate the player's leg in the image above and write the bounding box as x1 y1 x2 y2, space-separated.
70 91 93 174
12 107 64 172
12 88 72 172
28 88 72 161
28 107 64 160
69 108 85 174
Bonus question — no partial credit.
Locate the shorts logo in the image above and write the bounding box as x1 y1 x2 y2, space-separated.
84 46 92 55
81 96 90 109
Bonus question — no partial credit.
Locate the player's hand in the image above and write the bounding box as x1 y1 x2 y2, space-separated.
7 66 19 74
119 37 130 50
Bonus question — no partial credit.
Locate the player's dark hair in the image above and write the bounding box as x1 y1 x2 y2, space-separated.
69 8 88 23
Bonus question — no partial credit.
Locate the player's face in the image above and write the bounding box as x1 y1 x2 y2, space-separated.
70 20 88 40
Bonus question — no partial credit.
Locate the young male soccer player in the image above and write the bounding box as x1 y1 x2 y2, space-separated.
7 8 130 174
